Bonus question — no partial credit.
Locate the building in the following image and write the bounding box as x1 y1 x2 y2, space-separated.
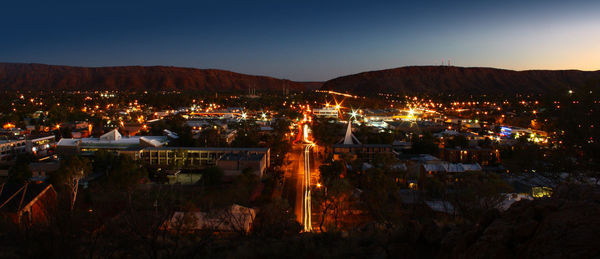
312 107 338 118
421 163 482 175
440 147 500 165
333 144 395 162
26 135 56 157
0 182 57 225
57 129 168 157
120 147 270 174
419 162 482 187
363 109 396 122
0 135 56 162
216 153 268 177
332 120 395 162
0 139 26 162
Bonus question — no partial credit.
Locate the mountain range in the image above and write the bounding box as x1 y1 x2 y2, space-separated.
321 66 600 95
0 63 305 92
1 63 599 95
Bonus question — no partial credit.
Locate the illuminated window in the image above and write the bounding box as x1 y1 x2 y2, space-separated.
532 187 553 198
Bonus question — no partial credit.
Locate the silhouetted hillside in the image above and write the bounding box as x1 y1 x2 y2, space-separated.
321 66 600 95
0 63 306 92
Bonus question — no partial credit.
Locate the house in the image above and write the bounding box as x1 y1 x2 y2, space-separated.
0 182 57 225
419 162 482 187
162 204 256 233
216 152 268 178
440 147 500 165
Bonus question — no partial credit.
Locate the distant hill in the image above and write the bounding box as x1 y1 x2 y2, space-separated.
321 66 600 95
298 81 324 91
0 63 306 92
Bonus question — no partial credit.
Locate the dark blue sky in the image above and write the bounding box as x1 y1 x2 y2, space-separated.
1 0 599 81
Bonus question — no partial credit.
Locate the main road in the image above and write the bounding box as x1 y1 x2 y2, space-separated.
283 122 317 232
302 143 313 232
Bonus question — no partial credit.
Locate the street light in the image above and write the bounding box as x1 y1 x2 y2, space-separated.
350 109 358 120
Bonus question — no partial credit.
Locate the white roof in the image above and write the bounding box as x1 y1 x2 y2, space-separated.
425 201 455 214
58 135 168 148
163 129 179 139
462 163 482 171
57 138 81 147
99 129 122 141
391 163 407 171
423 164 447 172
423 163 481 173
140 137 164 147
499 193 533 211
362 162 373 171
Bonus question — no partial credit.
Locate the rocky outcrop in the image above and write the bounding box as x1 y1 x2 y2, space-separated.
441 183 600 258
321 66 600 95
0 63 306 92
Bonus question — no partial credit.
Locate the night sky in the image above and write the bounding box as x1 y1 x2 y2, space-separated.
1 0 599 81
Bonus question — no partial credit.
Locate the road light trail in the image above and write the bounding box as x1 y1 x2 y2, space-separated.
302 122 314 232
303 143 313 232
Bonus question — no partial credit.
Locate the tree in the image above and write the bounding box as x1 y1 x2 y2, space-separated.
446 135 469 149
231 121 260 147
359 167 402 226
252 198 301 237
312 177 355 232
53 155 91 211
104 156 145 193
201 166 223 186
197 127 225 147
447 172 512 221
409 132 439 155
8 154 33 183
312 118 342 154
319 161 345 186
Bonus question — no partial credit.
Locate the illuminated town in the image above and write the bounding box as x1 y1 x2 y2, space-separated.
1 1 599 258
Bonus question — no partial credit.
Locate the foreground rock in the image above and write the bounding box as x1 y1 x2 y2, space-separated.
441 183 600 258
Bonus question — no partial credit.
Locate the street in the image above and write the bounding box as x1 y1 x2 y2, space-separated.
282 142 318 231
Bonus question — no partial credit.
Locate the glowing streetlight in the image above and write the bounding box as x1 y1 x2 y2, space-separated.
241 112 247 119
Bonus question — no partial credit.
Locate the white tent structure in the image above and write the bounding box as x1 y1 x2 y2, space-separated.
342 121 361 145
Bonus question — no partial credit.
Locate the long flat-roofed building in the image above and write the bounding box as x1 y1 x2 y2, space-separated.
0 139 26 162
1 135 56 162
57 129 168 157
120 146 269 167
313 107 338 119
217 152 268 177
